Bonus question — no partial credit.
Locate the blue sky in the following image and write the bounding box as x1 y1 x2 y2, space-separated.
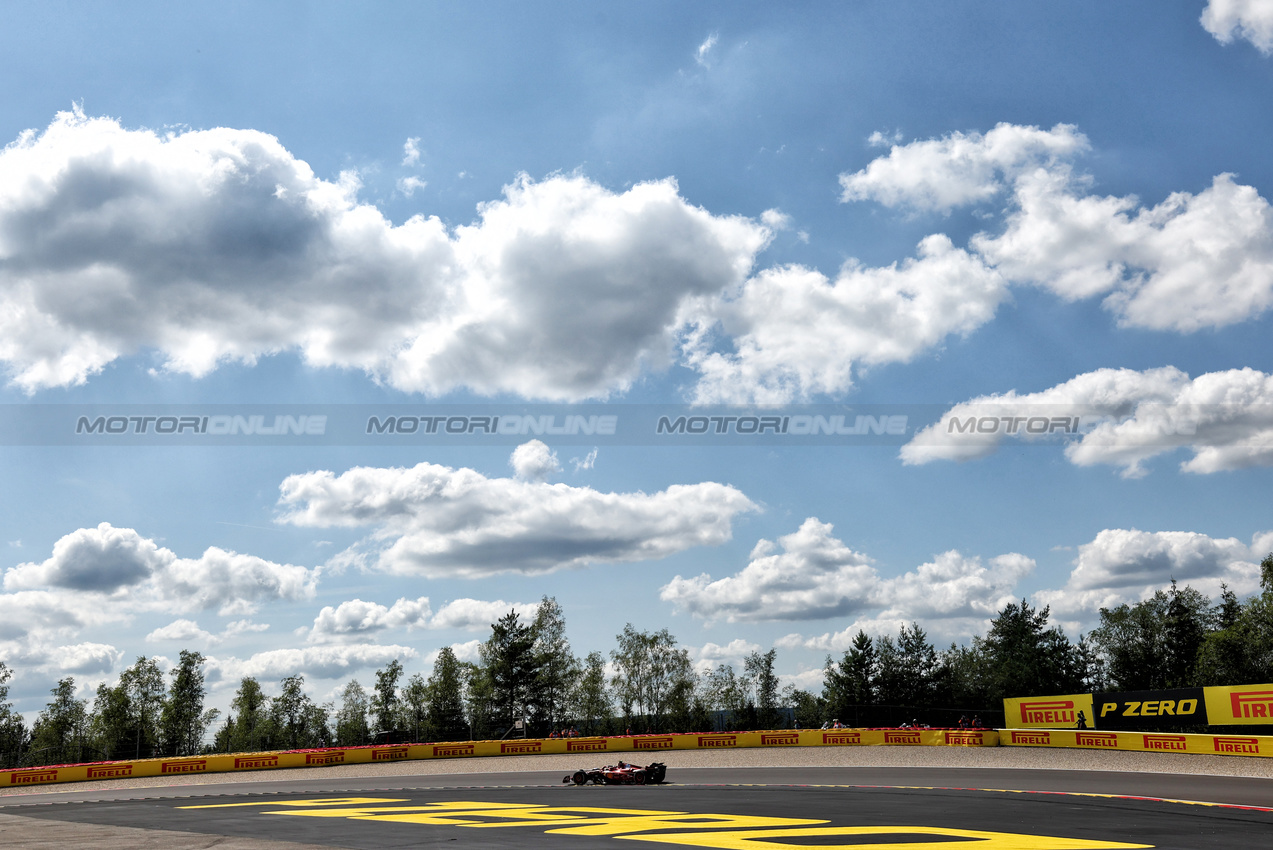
2 1 1273 718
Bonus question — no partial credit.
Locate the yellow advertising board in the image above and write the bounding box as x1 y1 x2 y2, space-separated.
1001 728 1273 757
1203 684 1273 725
0 728 999 789
1003 693 1094 728
1007 683 1273 729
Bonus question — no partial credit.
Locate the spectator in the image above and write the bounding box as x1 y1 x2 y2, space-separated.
971 715 983 729
831 719 845 729
549 729 560 739
958 715 969 729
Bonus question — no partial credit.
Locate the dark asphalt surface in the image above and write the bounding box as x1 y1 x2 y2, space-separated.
1 767 1271 848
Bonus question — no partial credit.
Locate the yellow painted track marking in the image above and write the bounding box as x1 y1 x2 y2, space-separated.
619 825 1151 849
179 797 1156 849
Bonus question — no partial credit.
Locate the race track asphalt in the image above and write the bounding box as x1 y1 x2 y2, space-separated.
2 763 1272 849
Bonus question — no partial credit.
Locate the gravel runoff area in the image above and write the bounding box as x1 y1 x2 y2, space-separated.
4 744 1273 798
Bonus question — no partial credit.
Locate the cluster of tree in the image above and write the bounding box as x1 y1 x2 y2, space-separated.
456 601 785 738
4 561 1272 767
812 555 1273 727
1087 558 1273 691
0 650 218 769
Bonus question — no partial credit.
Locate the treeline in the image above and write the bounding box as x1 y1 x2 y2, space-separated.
0 650 217 769
3 558 1272 768
814 555 1273 727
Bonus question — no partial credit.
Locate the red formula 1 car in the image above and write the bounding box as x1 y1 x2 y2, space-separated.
563 761 667 785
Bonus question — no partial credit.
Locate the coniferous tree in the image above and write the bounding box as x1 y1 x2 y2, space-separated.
823 630 877 724
874 624 938 712
979 600 1085 700
1163 581 1215 688
482 610 537 734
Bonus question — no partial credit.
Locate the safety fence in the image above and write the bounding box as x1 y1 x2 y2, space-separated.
0 728 997 788
1000 727 1273 758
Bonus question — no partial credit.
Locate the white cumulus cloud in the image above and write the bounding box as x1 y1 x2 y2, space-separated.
0 109 770 398
902 366 1273 477
1202 0 1273 53
146 619 215 644
685 234 1007 403
428 598 538 631
839 123 1088 213
975 172 1273 331
45 642 122 674
1036 528 1265 619
510 439 560 481
660 517 1032 630
278 442 758 578
843 123 1273 333
208 644 414 683
306 596 433 642
3 522 318 616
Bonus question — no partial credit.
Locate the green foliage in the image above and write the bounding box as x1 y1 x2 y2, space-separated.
745 649 781 729
219 677 272 753
610 624 695 732
0 663 29 763
160 650 216 756
398 672 429 742
371 659 403 732
529 596 579 731
782 686 825 729
572 651 612 735
334 680 370 746
979 599 1086 698
30 678 88 758
1088 593 1172 691
116 656 166 758
270 674 329 749
89 679 134 759
874 624 938 709
701 664 750 717
481 610 538 732
822 630 877 720
427 647 468 742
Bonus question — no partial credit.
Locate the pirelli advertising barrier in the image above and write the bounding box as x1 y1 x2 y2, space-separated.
1001 728 1273 758
1005 682 1273 729
0 728 997 789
